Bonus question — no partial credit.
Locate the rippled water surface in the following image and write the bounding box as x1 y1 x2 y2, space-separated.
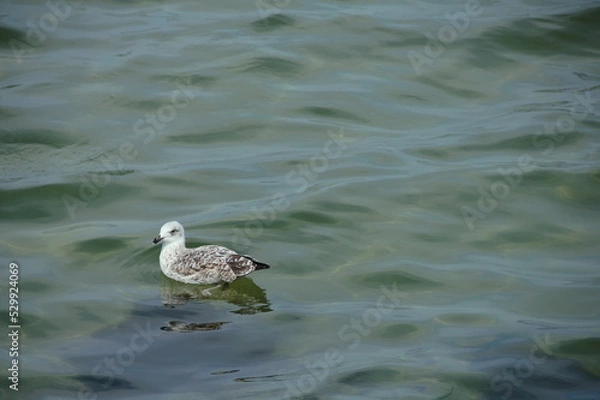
1 0 600 399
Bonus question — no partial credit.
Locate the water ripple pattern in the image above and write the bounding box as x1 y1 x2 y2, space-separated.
1 1 599 399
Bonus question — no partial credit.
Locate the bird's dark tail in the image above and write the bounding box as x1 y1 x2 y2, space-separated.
246 256 271 270
254 261 271 270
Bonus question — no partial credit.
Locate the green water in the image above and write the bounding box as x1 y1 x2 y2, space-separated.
1 0 599 399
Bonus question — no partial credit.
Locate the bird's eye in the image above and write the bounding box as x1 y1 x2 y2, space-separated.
170 229 177 234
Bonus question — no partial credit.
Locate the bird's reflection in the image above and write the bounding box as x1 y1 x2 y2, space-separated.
160 274 272 315
160 320 229 332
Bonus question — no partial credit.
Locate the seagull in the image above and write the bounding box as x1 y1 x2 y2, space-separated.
152 221 270 295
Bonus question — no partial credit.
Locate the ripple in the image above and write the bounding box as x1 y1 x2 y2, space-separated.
168 123 264 144
152 73 216 88
555 337 600 356
375 322 422 339
0 184 72 221
73 374 134 391
434 313 495 326
478 7 600 58
0 23 24 46
72 237 128 255
337 366 400 386
288 210 337 225
251 13 296 32
300 106 369 123
351 271 440 289
239 56 303 77
314 199 374 214
0 128 79 149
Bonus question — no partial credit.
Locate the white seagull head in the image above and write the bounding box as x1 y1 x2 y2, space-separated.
153 221 185 246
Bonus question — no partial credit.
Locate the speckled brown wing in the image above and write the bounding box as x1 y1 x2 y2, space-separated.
226 255 271 278
172 245 235 274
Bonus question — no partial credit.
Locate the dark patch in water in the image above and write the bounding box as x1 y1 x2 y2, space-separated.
72 237 127 254
251 13 295 32
240 56 303 77
72 374 135 392
301 106 369 123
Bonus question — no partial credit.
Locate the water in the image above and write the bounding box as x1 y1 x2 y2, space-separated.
1 0 599 399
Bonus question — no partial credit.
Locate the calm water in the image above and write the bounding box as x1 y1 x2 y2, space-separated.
1 0 599 399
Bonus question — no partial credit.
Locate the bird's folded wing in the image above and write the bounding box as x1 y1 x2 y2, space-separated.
225 255 257 276
178 245 238 271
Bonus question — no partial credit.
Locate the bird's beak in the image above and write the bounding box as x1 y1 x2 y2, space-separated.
152 235 163 244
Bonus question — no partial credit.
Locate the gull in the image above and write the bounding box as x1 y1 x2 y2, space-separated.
152 221 270 295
